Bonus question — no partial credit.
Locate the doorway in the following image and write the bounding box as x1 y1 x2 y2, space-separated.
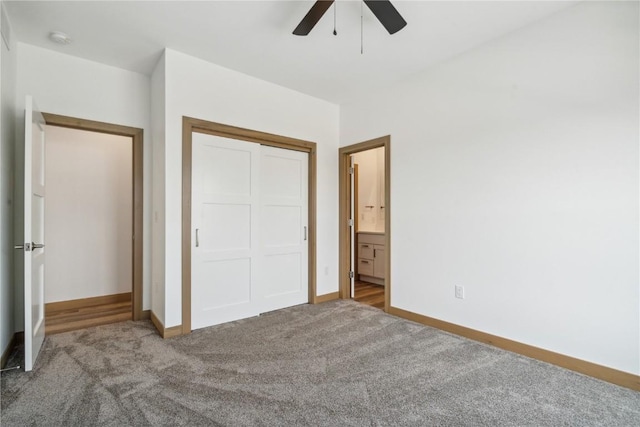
338 136 390 311
41 113 144 332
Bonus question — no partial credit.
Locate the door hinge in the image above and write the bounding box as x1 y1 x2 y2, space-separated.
348 167 354 175
349 271 354 279
348 218 354 227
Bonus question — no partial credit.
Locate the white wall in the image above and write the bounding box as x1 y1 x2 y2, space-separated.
353 147 385 233
15 43 152 329
341 1 639 374
0 0 17 359
159 49 340 327
44 126 132 303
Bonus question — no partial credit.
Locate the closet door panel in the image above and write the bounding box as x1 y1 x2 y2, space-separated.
259 146 309 313
191 133 261 329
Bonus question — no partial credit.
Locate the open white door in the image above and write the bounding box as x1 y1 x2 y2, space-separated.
21 96 46 371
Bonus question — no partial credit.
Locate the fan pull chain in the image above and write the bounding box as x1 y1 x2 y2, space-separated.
360 0 364 54
333 1 337 35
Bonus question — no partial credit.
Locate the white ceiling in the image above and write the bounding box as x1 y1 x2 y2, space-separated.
4 1 577 104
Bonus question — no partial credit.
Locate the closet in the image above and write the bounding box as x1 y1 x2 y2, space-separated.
43 124 136 334
190 133 309 329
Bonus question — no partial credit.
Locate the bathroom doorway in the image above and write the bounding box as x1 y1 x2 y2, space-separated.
338 136 390 311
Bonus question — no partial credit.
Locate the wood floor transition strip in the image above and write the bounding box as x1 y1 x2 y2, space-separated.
354 281 384 309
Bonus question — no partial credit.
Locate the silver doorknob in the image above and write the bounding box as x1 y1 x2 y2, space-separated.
32 242 44 249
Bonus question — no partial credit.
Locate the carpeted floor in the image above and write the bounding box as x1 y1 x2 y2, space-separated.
1 300 639 426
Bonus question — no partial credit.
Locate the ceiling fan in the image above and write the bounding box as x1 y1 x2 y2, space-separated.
293 0 407 36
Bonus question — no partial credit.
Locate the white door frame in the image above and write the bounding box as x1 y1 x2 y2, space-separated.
181 117 318 335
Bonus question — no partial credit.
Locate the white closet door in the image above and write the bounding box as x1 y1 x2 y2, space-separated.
259 146 308 313
191 133 261 329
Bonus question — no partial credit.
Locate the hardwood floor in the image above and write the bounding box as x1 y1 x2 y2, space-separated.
354 281 385 309
46 301 132 335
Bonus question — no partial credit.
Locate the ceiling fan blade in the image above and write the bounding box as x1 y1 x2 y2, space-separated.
293 0 335 36
363 0 407 34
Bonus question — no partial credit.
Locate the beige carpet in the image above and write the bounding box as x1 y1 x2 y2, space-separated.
2 300 639 426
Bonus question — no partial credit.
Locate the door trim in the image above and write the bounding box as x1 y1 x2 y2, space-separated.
41 113 145 321
353 164 359 278
182 117 318 335
338 136 391 311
